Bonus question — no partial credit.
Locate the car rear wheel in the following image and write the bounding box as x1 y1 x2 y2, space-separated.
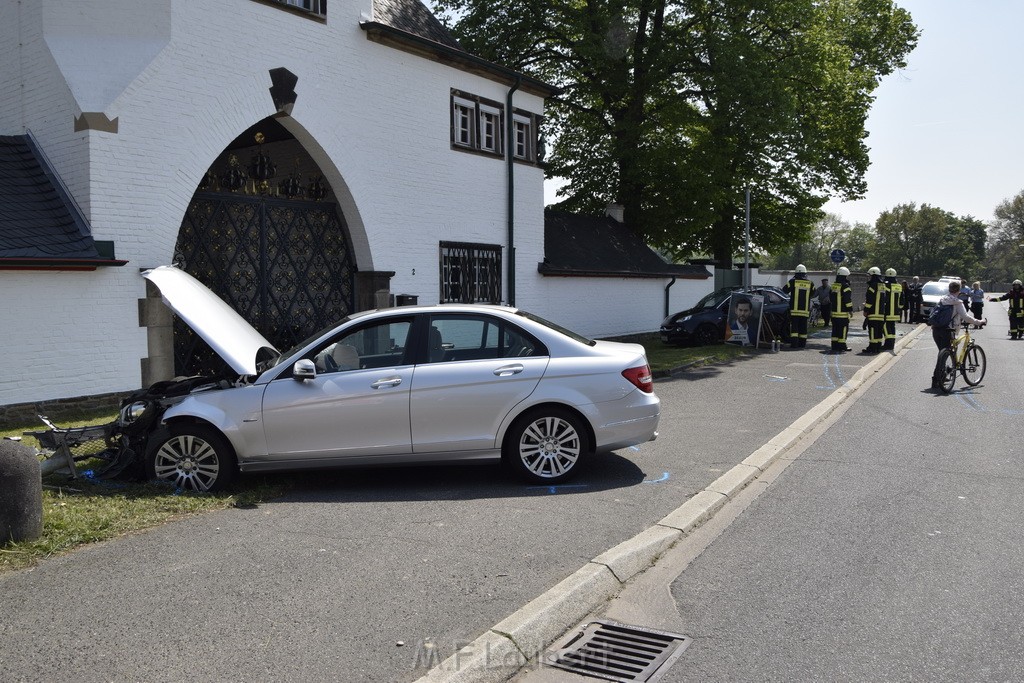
504 408 589 484
146 423 236 492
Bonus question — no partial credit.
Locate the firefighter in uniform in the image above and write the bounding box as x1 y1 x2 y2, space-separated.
861 266 887 354
883 268 903 351
784 264 813 348
830 266 853 353
989 279 1024 339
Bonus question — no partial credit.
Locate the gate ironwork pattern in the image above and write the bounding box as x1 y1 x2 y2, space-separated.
173 192 355 376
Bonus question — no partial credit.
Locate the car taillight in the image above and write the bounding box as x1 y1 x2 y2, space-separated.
622 364 654 393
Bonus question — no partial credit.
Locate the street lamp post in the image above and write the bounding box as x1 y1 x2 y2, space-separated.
744 188 751 289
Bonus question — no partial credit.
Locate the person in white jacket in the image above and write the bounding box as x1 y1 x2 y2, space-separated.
931 280 986 390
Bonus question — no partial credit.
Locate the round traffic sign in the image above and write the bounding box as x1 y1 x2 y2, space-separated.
830 249 846 264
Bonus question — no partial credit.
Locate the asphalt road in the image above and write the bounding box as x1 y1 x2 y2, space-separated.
661 309 1024 682
515 303 1024 683
0 321 917 683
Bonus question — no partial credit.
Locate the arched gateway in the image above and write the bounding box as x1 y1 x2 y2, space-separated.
173 119 356 376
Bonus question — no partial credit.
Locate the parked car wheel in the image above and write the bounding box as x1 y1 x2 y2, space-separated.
695 323 720 346
504 408 590 483
146 423 236 492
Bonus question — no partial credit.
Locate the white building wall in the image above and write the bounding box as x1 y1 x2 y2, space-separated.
521 275 710 340
0 0 697 407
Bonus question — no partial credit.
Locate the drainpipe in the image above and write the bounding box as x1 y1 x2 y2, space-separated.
664 277 676 318
506 76 521 306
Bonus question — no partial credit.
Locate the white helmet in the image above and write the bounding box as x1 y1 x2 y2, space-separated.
885 268 897 277
868 266 881 276
837 267 850 276
795 264 807 273
1014 279 1022 286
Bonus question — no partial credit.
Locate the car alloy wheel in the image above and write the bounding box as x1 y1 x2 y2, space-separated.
146 424 236 492
505 408 590 484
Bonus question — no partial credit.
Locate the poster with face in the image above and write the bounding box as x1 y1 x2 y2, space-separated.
725 293 764 346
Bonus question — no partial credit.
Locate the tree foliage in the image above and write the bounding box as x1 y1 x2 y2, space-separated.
872 203 982 278
987 190 1024 282
762 213 873 272
434 0 918 265
766 204 988 279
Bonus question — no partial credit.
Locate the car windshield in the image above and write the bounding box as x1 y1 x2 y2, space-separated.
516 310 596 346
692 290 734 310
922 282 948 297
261 320 351 371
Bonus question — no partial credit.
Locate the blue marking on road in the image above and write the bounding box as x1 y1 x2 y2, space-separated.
818 353 849 390
526 484 590 494
643 472 670 484
954 389 984 412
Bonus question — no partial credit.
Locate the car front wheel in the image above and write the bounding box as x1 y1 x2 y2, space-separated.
504 408 590 484
146 423 236 492
695 323 720 346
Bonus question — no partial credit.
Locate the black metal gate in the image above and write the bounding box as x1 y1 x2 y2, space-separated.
173 192 355 376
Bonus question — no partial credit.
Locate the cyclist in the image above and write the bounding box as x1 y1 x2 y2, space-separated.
989 279 1024 339
931 279 986 390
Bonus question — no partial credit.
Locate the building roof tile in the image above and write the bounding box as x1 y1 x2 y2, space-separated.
540 209 710 279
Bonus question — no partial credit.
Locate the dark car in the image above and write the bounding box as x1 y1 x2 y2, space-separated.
660 287 791 346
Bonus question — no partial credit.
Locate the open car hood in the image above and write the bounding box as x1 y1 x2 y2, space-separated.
142 266 278 376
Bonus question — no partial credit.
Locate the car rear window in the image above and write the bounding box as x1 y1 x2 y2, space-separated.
516 310 595 346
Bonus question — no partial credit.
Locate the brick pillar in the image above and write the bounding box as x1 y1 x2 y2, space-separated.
355 270 395 311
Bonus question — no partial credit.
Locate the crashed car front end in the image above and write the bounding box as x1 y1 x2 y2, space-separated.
28 375 236 482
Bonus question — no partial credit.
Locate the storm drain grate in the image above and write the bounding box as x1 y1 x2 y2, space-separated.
548 619 691 682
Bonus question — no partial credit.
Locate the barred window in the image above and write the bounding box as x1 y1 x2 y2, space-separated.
439 242 502 304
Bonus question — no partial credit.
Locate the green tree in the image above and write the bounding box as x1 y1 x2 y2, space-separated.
763 213 855 271
435 0 918 265
871 203 981 277
987 191 1024 282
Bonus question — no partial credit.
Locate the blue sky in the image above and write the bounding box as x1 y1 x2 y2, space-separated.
544 1 1024 227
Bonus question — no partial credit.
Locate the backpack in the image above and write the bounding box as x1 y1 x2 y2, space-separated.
928 303 954 328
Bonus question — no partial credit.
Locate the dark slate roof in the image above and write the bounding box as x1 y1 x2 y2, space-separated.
373 0 463 50
0 134 114 263
540 209 711 279
363 0 557 98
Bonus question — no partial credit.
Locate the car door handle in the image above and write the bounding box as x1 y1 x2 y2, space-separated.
493 364 524 377
370 377 403 389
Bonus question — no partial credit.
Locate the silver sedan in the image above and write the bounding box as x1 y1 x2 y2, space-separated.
130 267 660 491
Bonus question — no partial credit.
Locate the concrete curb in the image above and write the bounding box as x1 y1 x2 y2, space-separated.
414 324 927 683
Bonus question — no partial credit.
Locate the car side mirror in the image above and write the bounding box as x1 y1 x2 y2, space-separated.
293 359 316 381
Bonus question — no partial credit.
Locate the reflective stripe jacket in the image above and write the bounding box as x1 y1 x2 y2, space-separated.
830 279 852 319
785 276 813 317
864 277 888 321
884 279 903 322
993 288 1024 313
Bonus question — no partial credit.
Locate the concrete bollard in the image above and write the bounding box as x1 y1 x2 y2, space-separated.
0 439 44 544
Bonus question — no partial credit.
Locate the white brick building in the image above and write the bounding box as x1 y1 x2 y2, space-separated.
0 0 709 413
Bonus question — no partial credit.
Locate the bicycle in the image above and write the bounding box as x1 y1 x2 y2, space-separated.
937 322 987 393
